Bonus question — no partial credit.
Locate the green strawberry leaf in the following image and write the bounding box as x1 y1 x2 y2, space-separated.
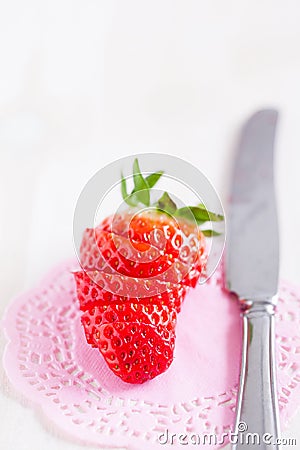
145 171 163 189
198 204 224 221
120 158 224 236
201 229 221 237
157 192 177 215
131 158 150 206
176 206 223 223
121 173 138 207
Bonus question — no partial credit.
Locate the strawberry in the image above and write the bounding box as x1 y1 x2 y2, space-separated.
80 212 207 287
92 322 175 383
75 269 187 313
74 158 223 383
74 269 179 383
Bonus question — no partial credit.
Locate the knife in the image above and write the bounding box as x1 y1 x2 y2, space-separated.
226 110 281 449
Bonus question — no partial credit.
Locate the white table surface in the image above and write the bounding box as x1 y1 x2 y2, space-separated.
1 1 300 449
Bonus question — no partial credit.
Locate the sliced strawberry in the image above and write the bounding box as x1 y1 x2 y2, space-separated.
74 270 187 313
80 223 206 286
81 302 176 332
95 229 175 278
81 302 176 348
100 210 202 264
93 322 176 384
80 228 114 273
74 158 223 384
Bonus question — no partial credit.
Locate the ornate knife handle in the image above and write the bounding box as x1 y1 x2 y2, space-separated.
233 301 281 449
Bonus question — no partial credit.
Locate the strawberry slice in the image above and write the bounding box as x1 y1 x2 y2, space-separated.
100 210 204 269
80 222 206 286
92 229 173 278
94 322 176 384
80 228 113 273
74 270 187 313
81 302 176 347
81 302 176 329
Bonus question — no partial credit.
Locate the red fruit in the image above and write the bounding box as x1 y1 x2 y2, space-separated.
74 269 178 383
79 228 113 274
81 302 177 330
100 210 206 271
74 158 223 383
80 211 207 287
76 211 205 384
80 301 176 348
94 322 175 384
74 270 187 314
85 228 173 278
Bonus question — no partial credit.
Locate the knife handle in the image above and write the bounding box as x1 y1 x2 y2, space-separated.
233 301 281 449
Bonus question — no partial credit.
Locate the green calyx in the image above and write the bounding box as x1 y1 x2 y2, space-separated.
121 158 163 207
121 158 224 236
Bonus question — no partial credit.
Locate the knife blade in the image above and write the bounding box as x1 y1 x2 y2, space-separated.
226 110 281 449
227 109 279 301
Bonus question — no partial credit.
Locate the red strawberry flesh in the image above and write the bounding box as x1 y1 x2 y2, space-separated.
94 322 176 384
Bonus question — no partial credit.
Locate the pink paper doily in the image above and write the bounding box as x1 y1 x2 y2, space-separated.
2 259 300 449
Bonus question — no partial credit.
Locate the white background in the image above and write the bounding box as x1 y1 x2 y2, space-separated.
1 1 300 449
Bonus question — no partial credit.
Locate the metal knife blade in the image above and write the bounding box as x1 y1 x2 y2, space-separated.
226 109 279 302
